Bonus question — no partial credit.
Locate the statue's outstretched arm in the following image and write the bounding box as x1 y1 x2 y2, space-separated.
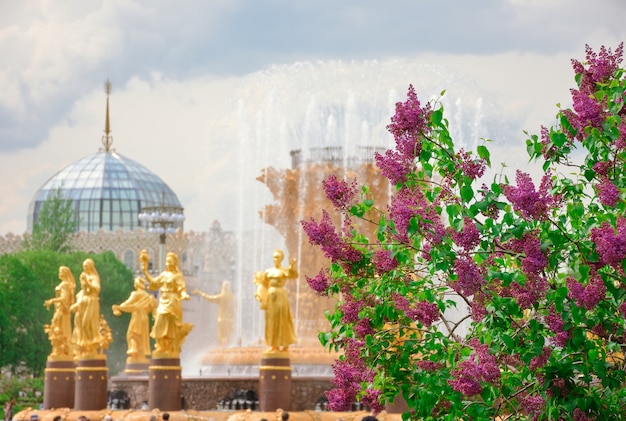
287 258 298 278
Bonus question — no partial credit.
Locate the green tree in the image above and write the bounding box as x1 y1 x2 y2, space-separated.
0 253 50 375
24 187 76 252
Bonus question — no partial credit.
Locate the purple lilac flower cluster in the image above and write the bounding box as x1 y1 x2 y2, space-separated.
325 388 354 412
470 290 489 321
529 346 552 370
579 43 624 84
372 248 399 273
545 306 569 347
502 232 550 308
450 216 480 251
520 395 546 419
374 84 433 187
391 292 439 327
594 177 620 207
414 301 440 327
451 253 485 296
322 174 358 211
340 291 366 323
590 218 626 271
448 340 500 397
304 269 330 295
416 360 444 371
388 185 445 244
565 43 624 138
301 210 363 266
374 149 413 186
353 317 375 339
359 388 384 414
456 149 486 181
386 84 432 157
387 186 421 242
301 210 342 255
503 170 557 221
570 90 605 131
592 160 612 176
592 160 620 208
509 276 548 310
573 407 597 421
566 276 606 310
507 232 548 276
326 338 376 411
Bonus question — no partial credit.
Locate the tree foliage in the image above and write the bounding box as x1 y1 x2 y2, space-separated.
302 44 626 420
24 187 76 252
0 250 133 375
0 253 49 374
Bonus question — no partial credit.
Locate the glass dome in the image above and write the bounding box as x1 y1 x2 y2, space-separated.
27 151 183 233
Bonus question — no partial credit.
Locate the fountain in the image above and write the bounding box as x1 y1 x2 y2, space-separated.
190 58 499 377
19 58 505 421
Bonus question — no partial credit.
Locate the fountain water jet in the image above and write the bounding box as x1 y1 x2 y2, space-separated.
189 59 503 385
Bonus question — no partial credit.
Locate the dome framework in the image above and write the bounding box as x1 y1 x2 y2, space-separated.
27 151 183 233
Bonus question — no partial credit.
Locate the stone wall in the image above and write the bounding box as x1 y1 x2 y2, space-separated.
0 222 236 281
110 376 332 412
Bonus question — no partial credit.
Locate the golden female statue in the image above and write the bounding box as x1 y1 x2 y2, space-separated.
141 250 193 356
112 277 157 360
70 258 103 356
44 266 76 358
255 249 298 352
193 281 236 347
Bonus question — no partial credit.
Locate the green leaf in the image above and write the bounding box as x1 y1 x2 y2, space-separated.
477 145 491 166
446 204 461 219
431 108 443 126
460 184 474 202
551 132 568 147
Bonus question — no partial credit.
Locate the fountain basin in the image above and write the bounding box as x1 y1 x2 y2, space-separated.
110 375 333 412
14 409 401 421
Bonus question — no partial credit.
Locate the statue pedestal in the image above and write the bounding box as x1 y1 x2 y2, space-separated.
386 394 409 413
43 357 75 409
124 356 150 375
148 356 182 411
259 351 292 411
74 355 108 410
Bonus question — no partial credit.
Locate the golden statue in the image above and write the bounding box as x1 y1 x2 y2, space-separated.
70 258 103 356
141 250 193 356
254 249 298 353
112 277 157 361
193 281 236 347
99 313 113 352
44 266 76 358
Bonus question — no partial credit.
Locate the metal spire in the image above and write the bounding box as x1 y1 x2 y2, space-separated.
101 79 114 152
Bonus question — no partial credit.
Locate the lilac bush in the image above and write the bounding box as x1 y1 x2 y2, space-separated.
302 44 626 420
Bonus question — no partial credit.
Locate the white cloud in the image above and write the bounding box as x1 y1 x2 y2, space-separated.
0 1 123 110
0 0 624 235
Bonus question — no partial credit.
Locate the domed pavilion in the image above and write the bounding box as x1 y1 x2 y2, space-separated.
27 81 183 234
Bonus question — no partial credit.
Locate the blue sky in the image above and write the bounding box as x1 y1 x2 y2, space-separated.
0 0 624 234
